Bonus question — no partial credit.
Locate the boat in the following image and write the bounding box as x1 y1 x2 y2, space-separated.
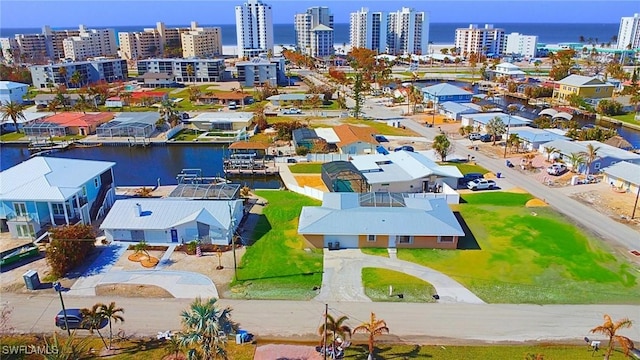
73 143 103 148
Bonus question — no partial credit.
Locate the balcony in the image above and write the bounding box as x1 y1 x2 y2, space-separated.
6 212 37 223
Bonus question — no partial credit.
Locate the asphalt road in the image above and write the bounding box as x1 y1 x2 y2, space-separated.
3 293 639 344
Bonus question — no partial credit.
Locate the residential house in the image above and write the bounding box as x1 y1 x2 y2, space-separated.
33 93 98 107
422 83 473 104
0 81 28 104
298 192 464 249
0 157 116 239
350 150 462 198
0 112 51 132
197 91 253 106
603 161 640 194
130 91 169 106
491 62 526 80
100 199 243 244
188 112 254 139
540 140 640 174
508 127 569 151
438 101 480 121
105 97 125 108
96 112 159 138
552 75 614 103
333 124 377 155
461 112 531 132
22 112 114 137
266 93 324 107
137 72 177 88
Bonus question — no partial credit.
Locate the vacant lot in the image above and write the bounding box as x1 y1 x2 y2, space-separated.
362 267 436 303
229 190 323 300
399 192 640 304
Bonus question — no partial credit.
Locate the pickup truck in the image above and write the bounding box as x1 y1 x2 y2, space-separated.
467 179 497 191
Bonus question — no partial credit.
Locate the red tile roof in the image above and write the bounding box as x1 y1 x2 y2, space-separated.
43 112 114 127
130 91 169 100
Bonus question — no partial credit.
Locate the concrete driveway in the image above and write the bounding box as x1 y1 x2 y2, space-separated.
315 249 485 304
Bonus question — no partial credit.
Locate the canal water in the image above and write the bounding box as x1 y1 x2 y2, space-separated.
0 144 283 189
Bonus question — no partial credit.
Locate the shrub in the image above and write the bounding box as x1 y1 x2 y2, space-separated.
46 224 96 278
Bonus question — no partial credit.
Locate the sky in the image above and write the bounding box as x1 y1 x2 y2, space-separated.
0 0 638 28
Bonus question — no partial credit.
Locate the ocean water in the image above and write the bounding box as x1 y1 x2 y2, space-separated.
0 23 620 46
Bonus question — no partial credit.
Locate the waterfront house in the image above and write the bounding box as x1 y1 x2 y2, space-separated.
0 81 28 104
96 112 159 139
100 199 243 245
491 62 526 80
0 157 116 239
0 111 51 132
22 112 114 137
603 161 640 194
422 83 473 104
350 150 462 200
540 140 640 174
552 75 614 103
266 93 325 108
188 112 253 133
298 192 464 249
333 124 377 155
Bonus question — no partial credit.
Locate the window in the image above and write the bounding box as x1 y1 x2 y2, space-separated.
367 235 376 242
594 162 601 170
52 203 65 216
16 225 34 238
439 236 455 243
14 203 27 216
398 235 413 244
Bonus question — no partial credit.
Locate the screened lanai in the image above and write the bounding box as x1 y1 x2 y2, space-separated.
22 122 67 137
168 183 241 200
96 112 158 138
321 161 368 193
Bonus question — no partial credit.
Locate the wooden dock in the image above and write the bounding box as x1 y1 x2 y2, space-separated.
224 167 279 176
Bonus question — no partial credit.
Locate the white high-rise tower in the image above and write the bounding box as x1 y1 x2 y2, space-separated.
616 13 640 49
349 7 386 54
235 0 274 59
386 7 429 55
295 6 334 57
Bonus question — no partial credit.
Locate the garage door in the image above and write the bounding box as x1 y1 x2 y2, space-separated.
325 235 358 249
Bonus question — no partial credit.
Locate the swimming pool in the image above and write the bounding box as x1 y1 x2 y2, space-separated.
124 85 136 91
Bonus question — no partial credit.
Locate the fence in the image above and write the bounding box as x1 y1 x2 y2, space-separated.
306 153 351 163
282 181 324 201
404 183 459 204
165 123 185 140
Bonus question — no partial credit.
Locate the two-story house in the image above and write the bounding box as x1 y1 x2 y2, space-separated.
0 157 116 239
552 75 614 103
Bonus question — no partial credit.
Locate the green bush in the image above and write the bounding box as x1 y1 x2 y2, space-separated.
46 224 96 277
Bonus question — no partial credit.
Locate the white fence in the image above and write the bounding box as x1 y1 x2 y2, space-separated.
306 153 351 163
166 123 185 140
404 183 459 204
283 181 324 201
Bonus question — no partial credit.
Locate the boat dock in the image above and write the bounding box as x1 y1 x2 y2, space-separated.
224 167 279 176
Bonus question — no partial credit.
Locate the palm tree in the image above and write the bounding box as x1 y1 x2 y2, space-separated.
159 99 178 125
305 94 322 116
186 64 195 85
70 71 82 89
544 146 559 162
178 297 236 360
0 101 26 133
568 152 585 173
164 335 184 360
73 94 91 114
352 312 389 359
318 314 351 347
58 66 68 88
99 302 124 349
486 116 506 146
120 92 132 109
47 99 61 113
81 304 108 349
590 314 633 359
580 143 600 175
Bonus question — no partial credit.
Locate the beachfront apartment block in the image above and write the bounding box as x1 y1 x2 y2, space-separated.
235 56 286 87
181 22 223 58
505 33 538 58
137 58 226 83
455 24 505 56
617 13 640 49
386 7 429 56
0 25 120 63
118 22 192 60
30 58 128 89
350 8 386 54
62 26 117 61
235 0 274 59
295 6 334 58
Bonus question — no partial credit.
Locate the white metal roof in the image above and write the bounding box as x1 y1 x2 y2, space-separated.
0 157 115 201
604 161 640 185
189 112 253 123
509 128 569 143
350 151 462 184
543 140 640 161
299 193 464 236
0 81 28 90
0 111 52 125
100 199 243 231
314 127 340 144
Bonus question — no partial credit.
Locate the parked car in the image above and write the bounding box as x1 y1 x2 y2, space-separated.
375 135 389 143
394 145 414 152
479 134 494 142
228 101 238 110
282 108 302 114
468 133 482 141
458 173 484 187
546 163 567 176
467 179 497 191
55 309 107 330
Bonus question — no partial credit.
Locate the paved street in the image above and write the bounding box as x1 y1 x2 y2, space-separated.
3 293 638 343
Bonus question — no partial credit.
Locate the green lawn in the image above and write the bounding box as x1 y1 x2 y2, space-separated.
362 267 436 303
289 163 323 173
345 344 598 360
441 162 490 175
230 190 323 300
360 248 389 257
345 119 419 136
171 129 203 141
611 112 640 125
398 192 640 304
0 132 26 141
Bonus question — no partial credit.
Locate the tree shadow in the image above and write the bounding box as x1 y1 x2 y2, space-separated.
66 244 124 279
240 214 271 246
454 212 481 250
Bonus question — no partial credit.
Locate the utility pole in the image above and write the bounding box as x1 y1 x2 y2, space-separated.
228 203 238 281
503 104 517 158
323 303 328 360
632 185 640 219
53 282 70 336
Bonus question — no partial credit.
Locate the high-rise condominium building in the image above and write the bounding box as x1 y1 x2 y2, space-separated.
505 33 538 58
181 22 223 58
295 6 334 57
617 13 640 49
63 25 117 61
455 24 505 56
30 58 128 89
349 7 386 54
235 0 274 59
118 22 192 60
386 7 428 55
